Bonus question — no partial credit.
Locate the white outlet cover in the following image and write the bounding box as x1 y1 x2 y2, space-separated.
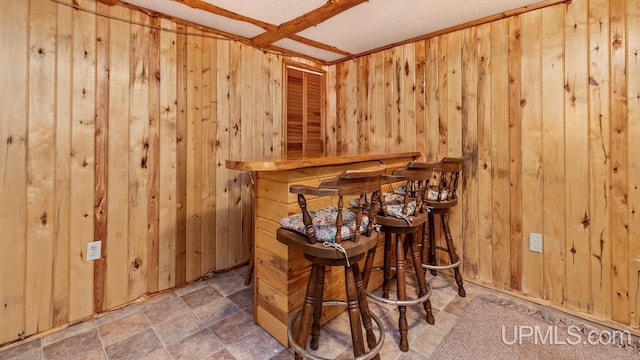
529 233 543 253
87 241 102 261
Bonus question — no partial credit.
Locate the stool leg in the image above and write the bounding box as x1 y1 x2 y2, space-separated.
345 265 366 357
396 233 409 352
353 264 380 360
310 265 325 350
362 245 377 290
383 232 393 299
427 213 437 276
295 264 321 360
441 213 466 297
408 232 435 325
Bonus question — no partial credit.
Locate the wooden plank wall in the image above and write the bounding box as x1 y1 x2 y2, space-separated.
329 0 640 331
0 0 320 345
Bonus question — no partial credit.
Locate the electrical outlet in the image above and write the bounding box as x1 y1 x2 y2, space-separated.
87 241 101 261
529 233 543 253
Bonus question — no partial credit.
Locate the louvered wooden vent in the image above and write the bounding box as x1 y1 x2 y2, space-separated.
286 66 324 158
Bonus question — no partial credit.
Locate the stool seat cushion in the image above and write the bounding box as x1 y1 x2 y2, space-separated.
279 206 369 243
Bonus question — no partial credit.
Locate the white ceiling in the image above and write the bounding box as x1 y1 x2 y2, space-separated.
120 0 554 64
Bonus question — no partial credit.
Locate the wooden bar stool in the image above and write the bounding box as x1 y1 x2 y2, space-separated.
362 162 435 352
422 157 466 297
276 166 386 360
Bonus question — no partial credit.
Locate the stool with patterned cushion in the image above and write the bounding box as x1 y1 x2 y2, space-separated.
421 157 466 297
362 162 435 352
277 166 386 360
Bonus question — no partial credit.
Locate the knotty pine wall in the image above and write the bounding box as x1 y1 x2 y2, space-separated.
0 0 323 345
328 0 640 331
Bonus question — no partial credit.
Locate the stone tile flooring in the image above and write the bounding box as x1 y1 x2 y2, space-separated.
0 265 520 360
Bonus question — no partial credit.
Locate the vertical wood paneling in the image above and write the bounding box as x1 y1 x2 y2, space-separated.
201 35 217 275
175 25 188 285
437 36 448 158
564 0 591 312
476 23 493 282
128 10 150 299
106 5 130 308
69 0 96 320
215 40 230 269
186 29 203 281
393 47 404 152
146 18 161 293
228 42 242 266
52 0 72 328
262 54 275 156
520 10 543 297
610 0 629 324
445 31 463 267
403 43 416 153
446 32 462 157
271 54 283 156
357 56 369 153
94 1 109 312
490 19 511 289
158 18 177 290
461 27 479 278
541 4 566 305
425 38 439 162
415 41 427 158
240 45 254 265
345 60 358 153
325 64 337 154
384 49 395 152
26 0 56 333
370 52 384 152
508 16 523 292
588 0 611 319
0 0 28 343
627 0 640 328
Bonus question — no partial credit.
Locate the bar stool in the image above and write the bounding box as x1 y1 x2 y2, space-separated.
422 157 466 297
362 162 435 352
276 166 386 360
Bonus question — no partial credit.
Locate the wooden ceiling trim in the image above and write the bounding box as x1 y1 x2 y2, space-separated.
250 0 368 48
174 0 276 31
326 0 569 65
288 34 353 57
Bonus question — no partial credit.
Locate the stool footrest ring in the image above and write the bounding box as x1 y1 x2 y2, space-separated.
287 301 385 360
423 246 461 270
365 267 433 306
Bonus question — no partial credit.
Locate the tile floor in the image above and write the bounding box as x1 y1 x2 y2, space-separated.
0 265 542 360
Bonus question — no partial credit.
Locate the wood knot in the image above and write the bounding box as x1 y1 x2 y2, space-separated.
570 247 576 254
40 212 48 226
520 99 527 107
612 34 623 47
589 77 599 86
6 136 13 144
132 258 142 271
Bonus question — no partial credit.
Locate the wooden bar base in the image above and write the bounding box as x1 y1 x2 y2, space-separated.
226 152 420 345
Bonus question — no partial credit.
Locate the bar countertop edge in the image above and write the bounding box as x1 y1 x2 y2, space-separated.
225 152 421 171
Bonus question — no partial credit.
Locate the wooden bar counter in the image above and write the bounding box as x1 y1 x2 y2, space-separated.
226 152 420 346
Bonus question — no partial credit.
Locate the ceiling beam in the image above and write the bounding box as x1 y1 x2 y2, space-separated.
250 0 368 48
289 34 352 57
173 0 276 31
96 0 119 5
